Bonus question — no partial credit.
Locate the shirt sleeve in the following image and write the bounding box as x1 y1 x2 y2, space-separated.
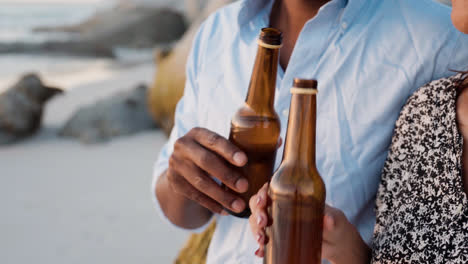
151 23 213 233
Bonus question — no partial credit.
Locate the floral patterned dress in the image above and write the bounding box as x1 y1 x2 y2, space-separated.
372 74 468 263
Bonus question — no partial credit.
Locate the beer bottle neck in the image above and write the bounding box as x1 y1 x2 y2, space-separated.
245 44 279 112
282 92 317 166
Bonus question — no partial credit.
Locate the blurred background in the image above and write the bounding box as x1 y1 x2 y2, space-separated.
0 0 230 263
0 0 452 264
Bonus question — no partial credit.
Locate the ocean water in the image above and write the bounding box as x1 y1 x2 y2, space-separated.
0 2 105 44
0 1 154 93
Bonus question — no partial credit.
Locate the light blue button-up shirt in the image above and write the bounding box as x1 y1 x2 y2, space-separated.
152 0 468 263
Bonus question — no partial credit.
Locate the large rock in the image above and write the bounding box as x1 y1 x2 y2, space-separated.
35 7 187 50
0 42 114 58
113 0 207 22
148 0 234 135
60 84 156 144
0 74 63 145
183 0 210 23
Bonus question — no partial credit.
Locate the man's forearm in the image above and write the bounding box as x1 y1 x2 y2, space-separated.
155 170 214 229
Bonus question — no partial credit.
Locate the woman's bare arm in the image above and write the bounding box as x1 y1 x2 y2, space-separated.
456 85 468 195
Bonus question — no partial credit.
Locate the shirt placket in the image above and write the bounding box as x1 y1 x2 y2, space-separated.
273 1 344 166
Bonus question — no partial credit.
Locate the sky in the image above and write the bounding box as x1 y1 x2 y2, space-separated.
0 0 103 3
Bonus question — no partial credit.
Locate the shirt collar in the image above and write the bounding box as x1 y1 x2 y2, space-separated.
237 0 366 29
237 0 270 27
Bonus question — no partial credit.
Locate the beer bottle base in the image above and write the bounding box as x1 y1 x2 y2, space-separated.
225 207 251 218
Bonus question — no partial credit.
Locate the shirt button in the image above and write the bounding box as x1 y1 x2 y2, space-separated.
282 109 289 117
341 21 348 30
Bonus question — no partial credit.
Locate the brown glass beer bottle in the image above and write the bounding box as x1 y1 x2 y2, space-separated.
225 28 282 218
264 79 326 264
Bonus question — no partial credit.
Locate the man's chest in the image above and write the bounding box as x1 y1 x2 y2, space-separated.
195 28 418 142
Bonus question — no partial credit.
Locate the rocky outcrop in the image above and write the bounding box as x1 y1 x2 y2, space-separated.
109 0 206 22
148 0 234 135
59 84 156 144
183 0 209 23
0 42 115 58
0 74 63 145
34 7 187 50
2 6 188 58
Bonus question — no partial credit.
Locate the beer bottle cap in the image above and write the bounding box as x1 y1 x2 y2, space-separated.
258 28 283 49
291 79 318 94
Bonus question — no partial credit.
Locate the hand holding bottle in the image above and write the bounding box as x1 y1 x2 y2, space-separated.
165 127 249 215
224 27 282 218
249 183 371 264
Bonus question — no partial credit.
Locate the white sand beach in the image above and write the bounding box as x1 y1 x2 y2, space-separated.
0 62 189 264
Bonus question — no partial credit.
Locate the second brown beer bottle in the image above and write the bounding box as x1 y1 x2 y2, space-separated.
264 79 326 264
224 28 282 218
